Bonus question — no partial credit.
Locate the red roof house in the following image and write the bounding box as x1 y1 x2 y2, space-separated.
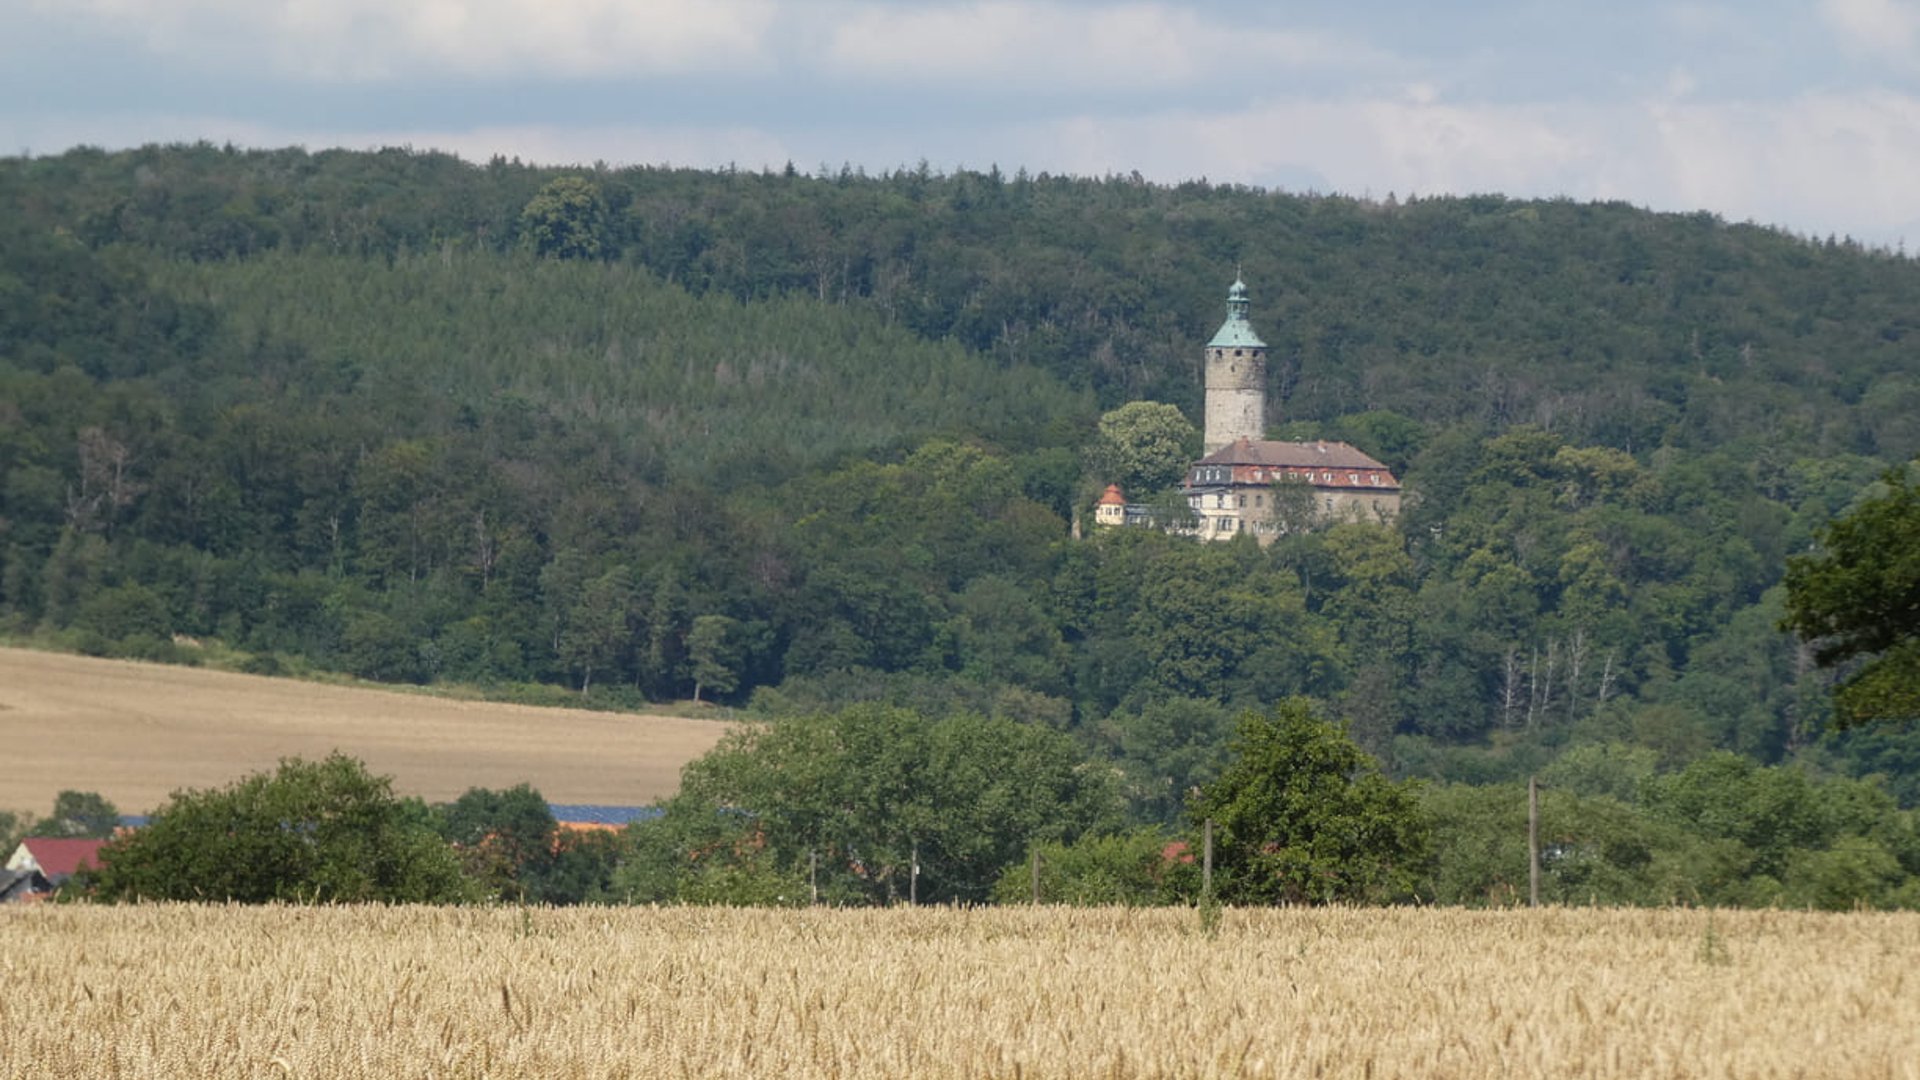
6 837 107 882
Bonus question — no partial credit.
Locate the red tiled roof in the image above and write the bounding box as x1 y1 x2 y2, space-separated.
1097 484 1127 506
16 838 106 878
1197 438 1392 472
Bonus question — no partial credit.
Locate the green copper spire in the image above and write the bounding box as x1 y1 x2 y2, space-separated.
1207 276 1267 349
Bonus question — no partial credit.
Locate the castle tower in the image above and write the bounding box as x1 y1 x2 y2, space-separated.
1203 277 1267 454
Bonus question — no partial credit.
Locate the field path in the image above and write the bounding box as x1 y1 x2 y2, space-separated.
0 647 731 814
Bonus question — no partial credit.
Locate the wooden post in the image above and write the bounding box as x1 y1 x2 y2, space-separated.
1030 847 1041 905
1528 776 1541 909
809 850 818 906
910 842 919 905
1202 818 1214 900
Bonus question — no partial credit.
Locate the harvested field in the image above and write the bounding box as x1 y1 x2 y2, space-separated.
0 647 729 813
3 905 1916 1078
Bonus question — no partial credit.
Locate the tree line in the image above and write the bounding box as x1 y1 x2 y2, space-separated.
60 697 1920 911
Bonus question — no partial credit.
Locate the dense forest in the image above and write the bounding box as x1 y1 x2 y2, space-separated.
5 143 1920 904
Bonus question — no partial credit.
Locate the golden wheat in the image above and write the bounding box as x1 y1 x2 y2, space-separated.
2 905 1916 1078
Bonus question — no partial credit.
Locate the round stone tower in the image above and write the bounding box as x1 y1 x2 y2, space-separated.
1203 277 1267 454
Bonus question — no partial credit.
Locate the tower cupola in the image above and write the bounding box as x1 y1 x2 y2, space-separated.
1207 276 1266 350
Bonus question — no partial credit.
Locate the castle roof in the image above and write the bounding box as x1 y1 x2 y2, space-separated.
1197 438 1398 479
1096 484 1127 506
1206 276 1267 350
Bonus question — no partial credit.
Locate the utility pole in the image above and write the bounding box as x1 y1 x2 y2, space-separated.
1203 818 1214 900
910 842 919 905
1528 776 1541 909
1031 848 1041 905
809 850 818 906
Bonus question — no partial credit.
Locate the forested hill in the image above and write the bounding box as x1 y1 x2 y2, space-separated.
4 143 1920 819
9 143 1920 460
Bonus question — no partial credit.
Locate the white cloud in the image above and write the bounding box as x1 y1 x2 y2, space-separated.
1648 92 1920 241
822 2 1383 90
1819 0 1920 63
1000 92 1920 248
25 0 778 79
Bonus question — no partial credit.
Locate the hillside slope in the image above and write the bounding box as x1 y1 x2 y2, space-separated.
0 647 728 812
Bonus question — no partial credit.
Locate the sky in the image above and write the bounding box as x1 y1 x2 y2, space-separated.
4 1 1919 250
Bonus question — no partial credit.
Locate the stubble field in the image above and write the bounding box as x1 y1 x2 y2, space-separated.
3 904 1917 1079
0 647 729 813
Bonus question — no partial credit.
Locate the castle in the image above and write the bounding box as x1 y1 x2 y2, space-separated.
1095 278 1401 542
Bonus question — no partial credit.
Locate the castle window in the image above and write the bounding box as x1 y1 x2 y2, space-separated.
1349 474 1359 484
1255 494 1264 507
1238 495 1246 507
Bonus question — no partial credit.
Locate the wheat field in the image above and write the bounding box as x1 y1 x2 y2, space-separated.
2 905 1916 1079
0 647 729 813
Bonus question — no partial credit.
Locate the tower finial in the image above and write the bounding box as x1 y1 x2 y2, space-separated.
1226 274 1249 320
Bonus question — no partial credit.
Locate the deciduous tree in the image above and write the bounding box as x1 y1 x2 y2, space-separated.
45 790 120 839
1088 401 1198 497
1191 699 1430 904
82 754 473 904
1782 462 1920 727
520 176 611 260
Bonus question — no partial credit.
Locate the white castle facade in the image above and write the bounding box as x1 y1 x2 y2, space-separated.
1096 278 1401 543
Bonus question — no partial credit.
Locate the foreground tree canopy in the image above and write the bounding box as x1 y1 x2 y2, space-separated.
1192 699 1431 904
619 705 1121 905
1782 461 1920 728
83 754 473 903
